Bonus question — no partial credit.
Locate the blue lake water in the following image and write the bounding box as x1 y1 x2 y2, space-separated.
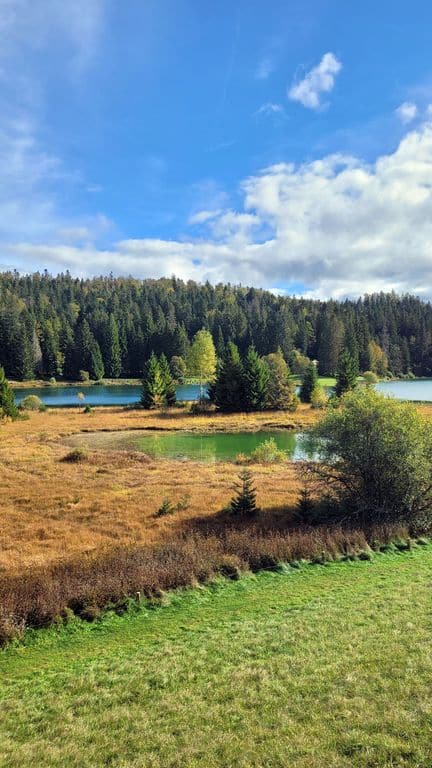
13 383 202 407
12 378 432 407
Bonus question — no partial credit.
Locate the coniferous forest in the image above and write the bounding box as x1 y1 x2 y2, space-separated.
1 270 432 380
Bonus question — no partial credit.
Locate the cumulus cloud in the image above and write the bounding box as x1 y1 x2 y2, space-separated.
288 52 342 110
4 120 432 300
396 101 418 124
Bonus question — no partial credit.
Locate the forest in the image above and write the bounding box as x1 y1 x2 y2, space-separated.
1 270 432 380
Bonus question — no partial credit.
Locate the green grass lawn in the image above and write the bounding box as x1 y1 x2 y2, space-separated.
2 548 432 768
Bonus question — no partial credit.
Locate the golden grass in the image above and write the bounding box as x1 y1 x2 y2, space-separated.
0 406 320 572
2 402 432 575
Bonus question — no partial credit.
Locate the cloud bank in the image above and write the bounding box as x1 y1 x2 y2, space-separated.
5 120 432 300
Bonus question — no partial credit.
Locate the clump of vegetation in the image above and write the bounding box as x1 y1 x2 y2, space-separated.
49 376 57 385
362 370 379 385
229 470 259 516
250 438 287 463
79 369 90 382
61 448 88 463
299 362 318 403
0 366 18 420
308 388 432 528
170 355 187 384
296 483 315 521
310 385 328 409
19 394 43 411
156 494 191 517
84 404 93 414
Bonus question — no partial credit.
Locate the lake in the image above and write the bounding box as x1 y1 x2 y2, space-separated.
13 378 432 406
66 429 313 462
13 382 202 407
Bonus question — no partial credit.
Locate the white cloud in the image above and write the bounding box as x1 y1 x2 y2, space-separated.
254 102 284 117
7 119 432 299
396 101 418 124
288 52 342 110
188 210 222 225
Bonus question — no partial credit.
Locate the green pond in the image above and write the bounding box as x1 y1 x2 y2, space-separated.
70 429 313 462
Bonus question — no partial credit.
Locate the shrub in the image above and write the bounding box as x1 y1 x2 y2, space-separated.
310 385 328 409
156 498 176 517
307 388 432 528
250 438 286 463
49 377 57 385
20 394 43 411
79 370 90 382
84 404 93 414
61 448 88 463
363 371 379 385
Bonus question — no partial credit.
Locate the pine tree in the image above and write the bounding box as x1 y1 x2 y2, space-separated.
299 362 318 403
230 469 258 517
243 345 269 411
104 314 122 378
141 353 166 408
209 341 244 412
335 349 359 397
0 366 18 419
159 353 176 406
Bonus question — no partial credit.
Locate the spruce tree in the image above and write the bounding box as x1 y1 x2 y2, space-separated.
209 341 244 412
0 366 18 419
104 314 122 378
159 353 177 406
243 345 269 411
299 362 318 403
141 353 165 408
230 469 258 517
335 349 358 397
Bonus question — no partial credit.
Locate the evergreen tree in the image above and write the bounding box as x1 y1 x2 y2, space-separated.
243 345 269 411
299 363 318 403
209 341 244 412
0 366 18 419
335 350 359 397
263 350 297 410
230 469 258 517
141 353 165 409
104 314 122 378
159 353 176 406
170 355 187 383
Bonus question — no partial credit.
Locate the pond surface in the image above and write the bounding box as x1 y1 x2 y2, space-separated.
13 383 202 407
13 378 432 407
375 379 432 401
67 429 313 462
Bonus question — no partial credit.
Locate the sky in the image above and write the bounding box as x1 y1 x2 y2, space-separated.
1 0 432 299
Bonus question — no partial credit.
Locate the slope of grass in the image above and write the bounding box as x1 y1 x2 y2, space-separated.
2 547 432 767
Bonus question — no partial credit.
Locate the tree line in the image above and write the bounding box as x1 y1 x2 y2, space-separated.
1 270 432 381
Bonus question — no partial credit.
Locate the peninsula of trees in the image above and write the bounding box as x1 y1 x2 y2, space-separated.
1 271 431 381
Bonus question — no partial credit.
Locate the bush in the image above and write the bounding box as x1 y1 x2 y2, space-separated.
250 438 287 463
20 394 43 411
79 370 90 382
307 388 432 528
310 385 328 409
61 448 88 463
83 404 93 414
362 371 379 385
49 377 57 385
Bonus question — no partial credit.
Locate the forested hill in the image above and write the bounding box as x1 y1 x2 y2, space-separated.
1 271 432 381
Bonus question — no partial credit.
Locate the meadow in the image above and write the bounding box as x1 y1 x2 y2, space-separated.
2 546 432 767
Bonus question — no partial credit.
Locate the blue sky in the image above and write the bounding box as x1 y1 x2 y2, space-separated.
1 0 432 297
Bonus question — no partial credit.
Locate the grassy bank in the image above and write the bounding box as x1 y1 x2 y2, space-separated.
2 546 432 767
